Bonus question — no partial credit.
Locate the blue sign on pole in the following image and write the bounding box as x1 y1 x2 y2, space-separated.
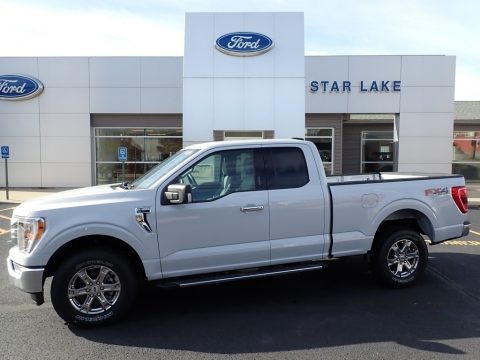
1 146 9 159
118 146 127 162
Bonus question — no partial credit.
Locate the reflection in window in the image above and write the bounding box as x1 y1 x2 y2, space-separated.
361 131 394 173
453 131 480 180
176 149 256 203
94 127 182 185
267 147 309 189
305 128 333 174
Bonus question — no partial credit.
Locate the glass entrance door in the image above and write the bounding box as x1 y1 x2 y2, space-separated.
305 128 334 175
361 131 394 173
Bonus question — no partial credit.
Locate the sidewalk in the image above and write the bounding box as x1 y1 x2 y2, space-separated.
467 183 480 205
0 188 67 204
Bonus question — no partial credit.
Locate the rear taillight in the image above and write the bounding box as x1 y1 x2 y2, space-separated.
451 186 468 214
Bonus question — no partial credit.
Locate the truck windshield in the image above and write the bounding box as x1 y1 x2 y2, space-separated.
130 149 199 189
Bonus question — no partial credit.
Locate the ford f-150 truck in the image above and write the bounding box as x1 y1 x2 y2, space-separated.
7 139 470 326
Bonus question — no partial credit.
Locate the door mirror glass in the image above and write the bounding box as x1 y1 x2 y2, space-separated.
165 184 191 204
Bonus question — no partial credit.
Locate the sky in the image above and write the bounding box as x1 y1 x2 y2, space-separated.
1 0 479 100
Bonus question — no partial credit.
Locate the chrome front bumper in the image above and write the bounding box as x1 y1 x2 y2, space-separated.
7 256 44 294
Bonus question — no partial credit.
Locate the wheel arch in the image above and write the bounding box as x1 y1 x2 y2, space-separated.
371 208 434 254
44 235 146 280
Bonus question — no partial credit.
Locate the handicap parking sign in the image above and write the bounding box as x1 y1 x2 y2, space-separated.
1 146 9 159
118 146 127 161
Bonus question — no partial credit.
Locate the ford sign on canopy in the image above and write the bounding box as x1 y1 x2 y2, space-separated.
0 75 44 101
215 32 274 56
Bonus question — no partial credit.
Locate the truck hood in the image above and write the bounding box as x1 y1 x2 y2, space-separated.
13 184 153 218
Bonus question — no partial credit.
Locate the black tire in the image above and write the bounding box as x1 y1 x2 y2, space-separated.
372 227 428 288
51 249 137 327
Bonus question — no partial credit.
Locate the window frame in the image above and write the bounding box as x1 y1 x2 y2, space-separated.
453 131 480 163
305 127 334 175
452 130 480 181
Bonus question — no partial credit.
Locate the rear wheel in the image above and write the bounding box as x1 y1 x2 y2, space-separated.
372 228 428 288
51 249 137 327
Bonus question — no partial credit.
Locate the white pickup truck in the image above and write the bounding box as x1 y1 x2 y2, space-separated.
7 139 470 326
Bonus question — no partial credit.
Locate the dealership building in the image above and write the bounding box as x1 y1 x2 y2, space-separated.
1 12 479 188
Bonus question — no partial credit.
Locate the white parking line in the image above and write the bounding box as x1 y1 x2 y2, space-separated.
0 214 11 221
0 228 10 236
470 230 480 236
0 207 15 212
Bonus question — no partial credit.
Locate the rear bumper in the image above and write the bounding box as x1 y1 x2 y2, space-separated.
7 256 44 294
431 221 470 245
462 221 471 237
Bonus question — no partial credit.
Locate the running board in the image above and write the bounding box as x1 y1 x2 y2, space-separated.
155 261 326 288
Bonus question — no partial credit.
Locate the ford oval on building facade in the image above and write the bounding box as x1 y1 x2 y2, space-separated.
215 32 274 56
0 74 44 101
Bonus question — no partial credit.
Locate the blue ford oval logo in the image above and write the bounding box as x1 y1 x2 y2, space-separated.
0 74 44 101
215 32 274 56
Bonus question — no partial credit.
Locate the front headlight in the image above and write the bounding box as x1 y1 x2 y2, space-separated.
11 217 46 254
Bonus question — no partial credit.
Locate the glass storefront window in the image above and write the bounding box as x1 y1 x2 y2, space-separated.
94 127 182 185
224 131 264 140
305 128 333 174
453 131 480 180
361 131 394 173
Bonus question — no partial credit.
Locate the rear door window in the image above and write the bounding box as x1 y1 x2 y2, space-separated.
265 147 309 190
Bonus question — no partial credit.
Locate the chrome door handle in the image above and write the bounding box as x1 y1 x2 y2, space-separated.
240 205 264 212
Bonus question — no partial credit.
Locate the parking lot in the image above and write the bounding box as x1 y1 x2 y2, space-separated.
1 202 480 360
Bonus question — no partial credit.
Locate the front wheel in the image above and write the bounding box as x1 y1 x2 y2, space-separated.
51 249 137 327
372 228 428 288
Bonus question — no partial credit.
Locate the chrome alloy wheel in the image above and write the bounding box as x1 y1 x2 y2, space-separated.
386 239 420 278
67 265 121 315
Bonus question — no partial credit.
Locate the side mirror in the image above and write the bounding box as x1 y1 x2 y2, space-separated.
165 184 192 204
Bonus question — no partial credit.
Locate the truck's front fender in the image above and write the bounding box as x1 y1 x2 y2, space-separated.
17 222 159 272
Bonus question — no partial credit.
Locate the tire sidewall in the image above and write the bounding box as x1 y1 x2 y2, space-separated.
51 249 137 327
373 229 428 288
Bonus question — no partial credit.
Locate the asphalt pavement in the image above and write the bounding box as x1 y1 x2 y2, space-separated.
1 195 480 359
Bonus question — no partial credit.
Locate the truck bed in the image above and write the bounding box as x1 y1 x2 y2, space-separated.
326 172 467 257
327 172 461 184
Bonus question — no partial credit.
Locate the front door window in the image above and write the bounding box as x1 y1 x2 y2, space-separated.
175 149 257 202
